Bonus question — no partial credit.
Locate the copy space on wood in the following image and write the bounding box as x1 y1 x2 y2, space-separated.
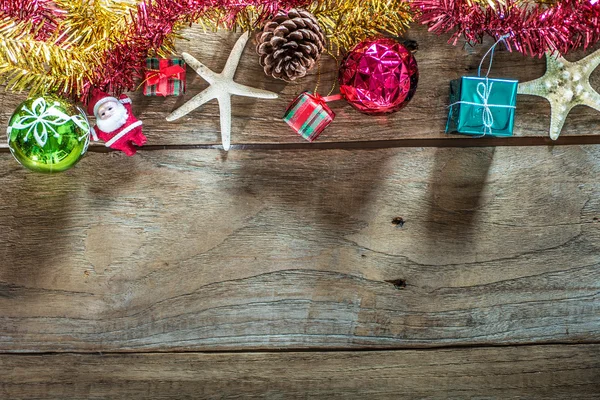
0 146 598 352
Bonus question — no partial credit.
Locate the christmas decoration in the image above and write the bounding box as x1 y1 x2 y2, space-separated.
7 94 90 173
283 92 340 141
446 35 518 137
447 77 518 137
144 58 186 97
166 32 278 151
256 9 326 82
414 0 600 57
0 1 417 99
339 38 419 115
518 49 600 140
87 90 146 156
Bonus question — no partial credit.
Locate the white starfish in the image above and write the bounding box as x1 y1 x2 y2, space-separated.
166 32 278 150
518 48 600 140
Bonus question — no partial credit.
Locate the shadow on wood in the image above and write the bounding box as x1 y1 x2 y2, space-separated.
423 148 494 255
234 149 395 235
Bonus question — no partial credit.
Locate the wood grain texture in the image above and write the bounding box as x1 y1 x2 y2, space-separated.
0 345 598 399
0 24 599 149
0 146 598 352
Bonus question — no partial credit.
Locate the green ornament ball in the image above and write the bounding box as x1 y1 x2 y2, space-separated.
7 94 91 173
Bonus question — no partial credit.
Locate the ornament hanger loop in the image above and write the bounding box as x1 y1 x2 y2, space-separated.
478 34 511 78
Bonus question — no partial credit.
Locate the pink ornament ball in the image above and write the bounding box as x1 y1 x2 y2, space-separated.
339 38 419 115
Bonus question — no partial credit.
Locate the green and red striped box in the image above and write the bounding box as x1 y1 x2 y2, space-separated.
283 92 335 142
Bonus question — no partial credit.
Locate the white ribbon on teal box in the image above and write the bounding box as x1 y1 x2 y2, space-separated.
446 76 518 137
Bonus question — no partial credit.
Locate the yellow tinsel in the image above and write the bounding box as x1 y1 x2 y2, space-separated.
0 16 90 95
53 0 135 50
309 0 415 52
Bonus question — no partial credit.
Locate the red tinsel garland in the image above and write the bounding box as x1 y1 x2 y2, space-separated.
0 0 61 40
88 0 310 98
413 0 600 57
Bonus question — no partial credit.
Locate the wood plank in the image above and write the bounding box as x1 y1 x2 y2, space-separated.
1 24 599 148
0 345 598 399
0 146 598 351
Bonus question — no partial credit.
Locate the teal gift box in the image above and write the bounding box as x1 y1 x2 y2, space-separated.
446 76 518 137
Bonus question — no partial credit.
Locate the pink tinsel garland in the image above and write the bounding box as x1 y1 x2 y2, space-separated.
0 0 61 40
413 0 600 57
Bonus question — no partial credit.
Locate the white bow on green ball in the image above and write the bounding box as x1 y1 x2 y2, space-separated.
8 97 90 147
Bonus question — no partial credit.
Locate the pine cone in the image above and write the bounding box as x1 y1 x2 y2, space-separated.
256 9 326 82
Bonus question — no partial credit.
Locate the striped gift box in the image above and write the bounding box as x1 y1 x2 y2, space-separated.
143 58 186 97
283 92 335 142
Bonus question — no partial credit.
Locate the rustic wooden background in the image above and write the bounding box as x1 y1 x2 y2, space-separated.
0 24 599 398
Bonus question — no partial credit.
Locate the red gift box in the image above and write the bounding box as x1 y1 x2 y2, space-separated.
144 58 186 97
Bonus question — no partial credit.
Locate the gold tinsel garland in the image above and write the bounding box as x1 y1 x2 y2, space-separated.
0 16 89 95
310 0 414 53
0 0 416 96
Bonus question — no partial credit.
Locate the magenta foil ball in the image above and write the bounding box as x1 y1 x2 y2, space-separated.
339 38 419 115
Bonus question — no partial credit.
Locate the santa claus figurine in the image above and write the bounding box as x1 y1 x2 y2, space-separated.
87 90 146 156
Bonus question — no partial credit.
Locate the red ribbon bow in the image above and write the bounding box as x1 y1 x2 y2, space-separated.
312 92 343 104
145 59 185 96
